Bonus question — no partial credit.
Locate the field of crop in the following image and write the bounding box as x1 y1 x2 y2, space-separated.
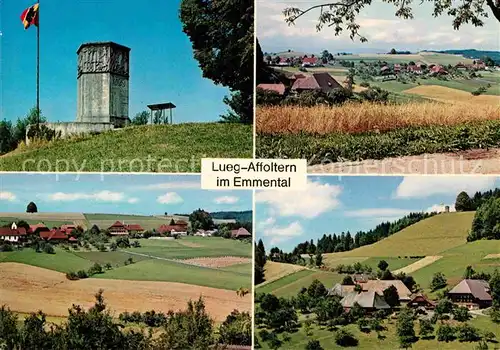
404 85 500 105
0 123 253 172
256 314 500 350
0 263 250 322
85 214 186 231
256 102 500 135
259 261 307 285
0 237 252 290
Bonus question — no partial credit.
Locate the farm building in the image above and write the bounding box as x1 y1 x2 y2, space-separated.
0 223 27 244
407 294 436 310
448 279 492 309
430 65 448 75
256 83 286 95
60 224 77 234
126 224 144 234
231 227 252 239
360 279 412 303
29 223 50 235
328 283 356 297
341 291 391 311
407 64 423 74
301 56 319 67
107 221 129 236
158 223 188 235
40 229 68 242
291 73 342 94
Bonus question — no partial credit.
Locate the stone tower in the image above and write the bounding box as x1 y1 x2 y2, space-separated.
76 42 130 126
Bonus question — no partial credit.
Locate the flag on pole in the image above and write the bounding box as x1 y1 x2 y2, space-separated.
20 3 39 30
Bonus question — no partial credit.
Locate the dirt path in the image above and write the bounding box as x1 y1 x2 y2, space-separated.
0 263 250 322
393 256 442 275
484 253 500 259
308 149 500 174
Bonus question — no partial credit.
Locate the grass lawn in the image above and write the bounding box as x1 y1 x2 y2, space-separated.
259 261 307 285
0 123 253 172
257 269 343 298
0 249 93 273
72 251 151 267
412 240 500 292
256 315 500 350
124 237 252 259
219 263 252 275
362 257 420 271
96 259 250 290
0 217 73 228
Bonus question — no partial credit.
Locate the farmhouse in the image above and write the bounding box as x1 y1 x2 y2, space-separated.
0 223 27 244
407 294 436 310
126 224 144 234
40 229 68 242
361 280 412 302
107 221 129 236
328 283 356 297
448 279 492 309
430 64 448 75
256 83 286 95
29 223 50 235
291 73 343 93
158 224 188 236
302 56 319 67
231 227 252 239
60 224 77 234
407 64 423 74
341 291 391 311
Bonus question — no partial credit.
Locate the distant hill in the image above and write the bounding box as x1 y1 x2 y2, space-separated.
434 49 500 64
210 210 252 222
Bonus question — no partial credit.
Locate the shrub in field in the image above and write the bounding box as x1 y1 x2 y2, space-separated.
472 86 488 96
88 263 103 276
335 329 358 347
359 87 389 103
65 271 79 280
43 243 55 254
437 324 456 342
256 88 283 106
456 324 480 342
76 270 88 279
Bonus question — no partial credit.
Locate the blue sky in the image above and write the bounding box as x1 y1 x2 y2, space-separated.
0 0 229 123
0 174 252 215
258 1 500 53
255 176 500 252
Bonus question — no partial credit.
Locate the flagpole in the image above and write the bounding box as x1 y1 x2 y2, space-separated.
36 1 40 126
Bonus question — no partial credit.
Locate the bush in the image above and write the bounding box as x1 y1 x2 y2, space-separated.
456 324 480 342
305 339 324 350
43 243 55 254
76 270 88 279
471 86 488 96
65 271 79 280
26 124 60 142
88 263 103 276
358 87 389 102
431 272 447 291
335 329 358 347
0 243 13 252
131 240 141 248
256 88 284 106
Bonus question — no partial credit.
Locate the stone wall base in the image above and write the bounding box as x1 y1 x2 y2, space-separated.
26 122 115 145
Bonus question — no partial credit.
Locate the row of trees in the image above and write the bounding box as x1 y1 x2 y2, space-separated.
455 189 500 212
0 108 46 155
0 291 250 349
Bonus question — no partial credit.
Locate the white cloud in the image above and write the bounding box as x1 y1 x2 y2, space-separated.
260 217 276 227
157 192 183 204
262 221 304 244
137 180 200 190
426 203 456 213
0 192 16 201
395 177 497 199
344 208 414 218
256 180 342 218
127 198 139 204
214 196 239 204
47 190 126 202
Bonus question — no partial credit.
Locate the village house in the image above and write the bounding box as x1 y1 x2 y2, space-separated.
472 60 486 70
407 294 436 310
40 229 68 242
278 57 291 66
291 73 343 94
301 56 319 67
231 227 252 239
158 224 188 236
0 223 27 244
362 280 412 303
341 291 391 311
407 64 423 74
448 279 492 309
430 64 448 76
455 62 468 71
60 224 77 235
126 224 145 234
256 83 286 96
194 229 212 237
328 283 356 297
393 63 401 73
29 223 50 235
107 221 129 236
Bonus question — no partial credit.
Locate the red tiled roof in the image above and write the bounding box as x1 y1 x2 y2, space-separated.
126 224 144 231
30 223 48 232
0 227 27 236
257 83 286 95
109 221 125 228
158 224 186 234
302 57 318 64
68 236 78 242
40 229 68 241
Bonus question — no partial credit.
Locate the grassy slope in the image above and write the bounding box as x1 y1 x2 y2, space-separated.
0 249 94 273
323 212 474 258
259 261 307 285
0 123 252 172
0 218 74 228
97 259 250 290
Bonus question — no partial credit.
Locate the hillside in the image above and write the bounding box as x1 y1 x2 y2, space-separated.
323 212 475 259
0 123 252 172
209 210 252 222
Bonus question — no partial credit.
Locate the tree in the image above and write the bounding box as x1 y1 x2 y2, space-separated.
335 329 358 347
26 202 38 213
430 272 447 291
218 310 251 346
396 308 415 348
307 279 327 299
131 111 149 126
255 239 267 284
180 0 254 124
0 120 16 154
468 198 500 241
189 209 215 231
457 323 480 342
453 306 470 322
342 275 355 285
437 324 456 342
456 191 473 211
306 339 324 350
419 319 434 339
315 251 323 267
0 306 19 349
283 1 500 44
490 269 500 307
378 260 389 271
390 48 397 54
464 265 476 279
383 285 400 307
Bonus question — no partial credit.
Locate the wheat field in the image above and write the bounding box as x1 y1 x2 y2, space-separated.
256 101 500 134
